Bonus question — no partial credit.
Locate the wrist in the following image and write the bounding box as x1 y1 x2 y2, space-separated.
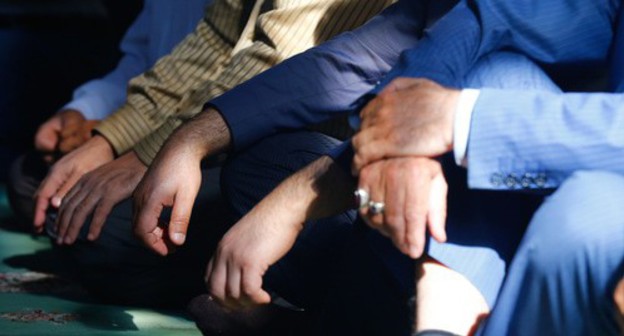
91 134 116 159
444 89 461 151
170 108 232 160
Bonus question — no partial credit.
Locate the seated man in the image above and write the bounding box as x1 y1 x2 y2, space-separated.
8 0 211 224
134 0 623 334
32 0 395 311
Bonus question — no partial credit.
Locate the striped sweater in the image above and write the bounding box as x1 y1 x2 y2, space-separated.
95 0 394 164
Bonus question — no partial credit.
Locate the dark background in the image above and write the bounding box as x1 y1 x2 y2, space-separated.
0 0 143 181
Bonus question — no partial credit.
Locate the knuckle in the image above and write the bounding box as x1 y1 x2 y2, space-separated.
170 216 191 227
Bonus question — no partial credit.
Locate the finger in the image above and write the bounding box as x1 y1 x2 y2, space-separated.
87 199 115 241
359 163 386 233
58 135 84 154
55 181 91 244
133 197 168 255
51 173 83 209
241 267 271 306
168 188 198 246
404 169 430 259
64 190 103 244
352 128 393 173
384 163 407 253
35 119 61 152
208 254 228 305
60 120 81 138
33 171 66 228
225 261 243 309
427 172 448 243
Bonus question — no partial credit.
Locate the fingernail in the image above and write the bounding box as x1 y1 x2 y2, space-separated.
172 233 186 244
64 237 73 244
51 197 62 208
87 233 95 241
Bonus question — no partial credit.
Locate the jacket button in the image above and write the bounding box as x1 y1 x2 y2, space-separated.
535 173 547 188
505 174 518 188
521 174 533 188
490 173 503 187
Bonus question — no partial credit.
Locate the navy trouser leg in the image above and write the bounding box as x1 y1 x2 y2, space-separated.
221 130 413 335
220 131 353 309
45 166 226 307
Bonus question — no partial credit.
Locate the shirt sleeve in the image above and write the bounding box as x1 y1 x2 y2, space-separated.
453 89 480 167
63 6 151 120
94 0 241 155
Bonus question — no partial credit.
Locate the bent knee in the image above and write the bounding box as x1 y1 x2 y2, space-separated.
523 171 624 275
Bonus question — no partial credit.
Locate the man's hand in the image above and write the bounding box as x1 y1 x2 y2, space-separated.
352 78 460 173
34 109 98 163
206 203 303 310
54 151 147 245
33 135 115 231
133 108 231 256
205 156 347 310
358 157 447 259
133 147 203 256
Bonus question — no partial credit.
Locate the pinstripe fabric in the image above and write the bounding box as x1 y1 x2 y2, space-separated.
94 0 393 163
467 89 624 190
464 0 624 190
373 0 619 91
479 171 624 335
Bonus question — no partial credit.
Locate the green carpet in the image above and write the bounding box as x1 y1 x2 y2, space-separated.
0 186 201 336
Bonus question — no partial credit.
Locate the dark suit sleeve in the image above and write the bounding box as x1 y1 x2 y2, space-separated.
377 0 619 90
208 0 428 151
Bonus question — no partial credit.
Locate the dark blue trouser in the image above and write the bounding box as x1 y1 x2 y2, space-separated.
221 130 413 335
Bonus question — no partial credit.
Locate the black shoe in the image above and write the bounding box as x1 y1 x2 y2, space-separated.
187 294 307 336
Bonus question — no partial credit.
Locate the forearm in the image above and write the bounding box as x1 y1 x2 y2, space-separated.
253 156 356 230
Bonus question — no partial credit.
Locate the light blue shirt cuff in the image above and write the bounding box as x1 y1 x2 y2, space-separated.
453 89 480 167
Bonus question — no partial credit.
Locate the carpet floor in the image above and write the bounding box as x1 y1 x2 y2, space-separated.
0 185 201 336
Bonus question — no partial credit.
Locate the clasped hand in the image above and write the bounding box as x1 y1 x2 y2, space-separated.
354 78 459 258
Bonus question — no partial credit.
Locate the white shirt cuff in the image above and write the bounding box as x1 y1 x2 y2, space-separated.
453 89 480 167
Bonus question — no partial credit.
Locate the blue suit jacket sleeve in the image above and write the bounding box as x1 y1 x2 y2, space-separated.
208 0 429 151
378 0 618 89
467 89 624 190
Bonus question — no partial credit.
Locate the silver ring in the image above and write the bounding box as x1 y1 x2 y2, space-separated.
354 189 370 209
368 201 385 215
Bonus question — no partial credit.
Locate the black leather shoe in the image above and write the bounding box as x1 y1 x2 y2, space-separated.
187 294 308 336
